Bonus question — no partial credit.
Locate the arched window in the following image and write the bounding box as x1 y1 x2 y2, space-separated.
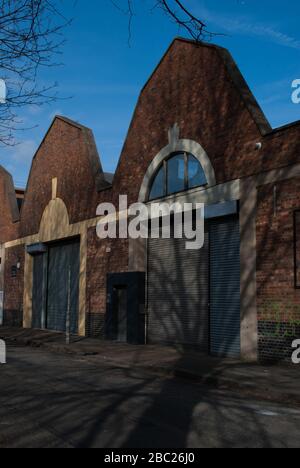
148 152 207 201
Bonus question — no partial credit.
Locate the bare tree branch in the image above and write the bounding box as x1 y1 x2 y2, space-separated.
0 0 70 145
110 0 134 46
111 0 220 45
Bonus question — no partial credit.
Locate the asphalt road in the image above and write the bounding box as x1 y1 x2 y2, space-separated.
0 345 300 448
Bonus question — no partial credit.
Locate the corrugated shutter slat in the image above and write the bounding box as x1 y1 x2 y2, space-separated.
210 217 241 358
147 232 209 350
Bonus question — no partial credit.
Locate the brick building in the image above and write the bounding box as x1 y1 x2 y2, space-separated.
0 38 300 362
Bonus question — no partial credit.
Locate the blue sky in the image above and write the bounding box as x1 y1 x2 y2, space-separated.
1 0 300 187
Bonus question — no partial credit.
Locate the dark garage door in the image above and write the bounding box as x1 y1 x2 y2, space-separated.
32 239 80 334
147 233 209 350
209 217 241 358
147 216 241 357
47 240 80 334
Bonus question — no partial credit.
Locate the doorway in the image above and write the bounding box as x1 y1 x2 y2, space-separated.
105 272 146 345
114 286 128 343
31 238 80 334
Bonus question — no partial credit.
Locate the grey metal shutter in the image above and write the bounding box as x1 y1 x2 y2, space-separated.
147 232 209 350
209 217 241 358
46 240 80 334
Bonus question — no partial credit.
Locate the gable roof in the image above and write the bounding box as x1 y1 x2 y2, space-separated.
25 115 111 193
141 37 272 136
0 165 19 223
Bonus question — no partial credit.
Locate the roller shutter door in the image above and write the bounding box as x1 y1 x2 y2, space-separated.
209 217 241 358
46 240 80 334
147 233 209 350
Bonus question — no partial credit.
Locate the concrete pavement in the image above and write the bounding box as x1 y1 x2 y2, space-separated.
1 344 300 448
1 327 300 408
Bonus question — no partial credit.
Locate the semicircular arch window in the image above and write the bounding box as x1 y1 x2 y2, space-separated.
148 152 207 201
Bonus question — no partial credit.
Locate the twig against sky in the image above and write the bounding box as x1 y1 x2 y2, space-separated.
0 0 70 145
110 0 218 45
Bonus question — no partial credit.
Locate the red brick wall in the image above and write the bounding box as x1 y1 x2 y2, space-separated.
257 177 300 360
109 40 300 208
112 40 262 205
20 118 102 238
263 125 300 174
86 227 128 337
0 169 19 243
3 245 25 326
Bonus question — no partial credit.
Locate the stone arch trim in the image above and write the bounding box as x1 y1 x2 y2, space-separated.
138 135 216 203
22 196 87 337
39 198 70 243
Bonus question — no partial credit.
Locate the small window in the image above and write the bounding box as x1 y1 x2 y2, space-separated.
148 152 207 200
11 266 17 278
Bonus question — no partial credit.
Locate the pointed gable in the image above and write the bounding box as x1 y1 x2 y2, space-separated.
113 38 274 203
20 116 109 237
0 166 19 243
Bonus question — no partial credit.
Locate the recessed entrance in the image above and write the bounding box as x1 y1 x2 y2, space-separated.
147 215 241 358
105 272 146 345
114 286 128 343
31 238 80 334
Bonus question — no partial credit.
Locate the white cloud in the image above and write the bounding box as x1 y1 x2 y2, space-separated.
9 139 38 164
27 105 43 116
195 5 300 50
253 77 292 104
0 139 37 186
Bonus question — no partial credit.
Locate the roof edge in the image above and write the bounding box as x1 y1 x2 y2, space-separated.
264 119 300 137
0 165 20 223
140 37 272 136
55 115 92 131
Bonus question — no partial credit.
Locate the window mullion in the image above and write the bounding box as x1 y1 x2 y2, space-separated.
184 152 188 190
